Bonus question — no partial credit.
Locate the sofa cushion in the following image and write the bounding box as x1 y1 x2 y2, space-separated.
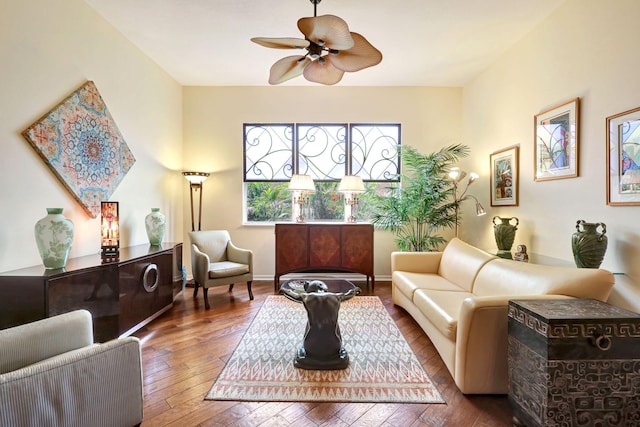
438 238 496 292
413 289 472 340
393 271 467 300
473 258 615 300
208 261 250 278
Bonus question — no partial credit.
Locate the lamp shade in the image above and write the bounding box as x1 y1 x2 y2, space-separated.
288 174 316 192
183 171 210 184
337 175 365 193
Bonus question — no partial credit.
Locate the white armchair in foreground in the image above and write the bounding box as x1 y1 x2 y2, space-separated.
0 309 143 427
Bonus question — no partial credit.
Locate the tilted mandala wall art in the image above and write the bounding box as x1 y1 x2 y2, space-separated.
22 81 135 218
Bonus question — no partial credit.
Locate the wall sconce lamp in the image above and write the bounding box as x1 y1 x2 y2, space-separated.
449 167 486 237
337 175 365 223
288 174 315 223
183 171 210 231
101 201 120 263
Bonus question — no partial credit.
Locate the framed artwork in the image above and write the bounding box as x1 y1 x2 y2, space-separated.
22 81 135 218
534 98 580 181
606 106 640 206
490 145 519 206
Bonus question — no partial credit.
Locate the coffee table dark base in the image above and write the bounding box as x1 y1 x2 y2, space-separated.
294 346 350 370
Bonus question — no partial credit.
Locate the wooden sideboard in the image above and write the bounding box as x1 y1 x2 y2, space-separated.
274 223 374 289
0 243 182 342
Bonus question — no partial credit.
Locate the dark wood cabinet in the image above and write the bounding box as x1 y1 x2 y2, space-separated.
0 243 182 342
274 223 374 289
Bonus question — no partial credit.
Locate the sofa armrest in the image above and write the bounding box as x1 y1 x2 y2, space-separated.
0 309 93 374
391 251 443 274
454 294 573 394
0 336 143 427
227 241 252 269
191 243 211 285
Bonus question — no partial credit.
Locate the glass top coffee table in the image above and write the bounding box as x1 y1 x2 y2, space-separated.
280 279 357 302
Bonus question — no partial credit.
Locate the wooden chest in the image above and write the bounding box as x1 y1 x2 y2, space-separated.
508 299 640 427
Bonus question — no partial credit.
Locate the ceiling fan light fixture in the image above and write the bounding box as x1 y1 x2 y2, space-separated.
303 57 344 85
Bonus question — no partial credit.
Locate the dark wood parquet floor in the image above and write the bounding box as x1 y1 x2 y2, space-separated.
134 280 514 426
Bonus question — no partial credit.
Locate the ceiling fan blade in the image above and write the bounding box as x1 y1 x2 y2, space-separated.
269 56 311 85
330 32 383 72
298 15 354 50
303 58 345 85
251 37 310 49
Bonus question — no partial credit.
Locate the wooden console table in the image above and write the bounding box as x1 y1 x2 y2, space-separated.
0 243 182 342
274 223 374 290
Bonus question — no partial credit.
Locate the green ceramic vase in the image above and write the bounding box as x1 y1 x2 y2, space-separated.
34 208 74 269
492 216 519 251
145 208 166 245
572 220 607 268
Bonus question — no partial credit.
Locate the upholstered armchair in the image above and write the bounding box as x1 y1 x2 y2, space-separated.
189 230 254 309
0 309 143 427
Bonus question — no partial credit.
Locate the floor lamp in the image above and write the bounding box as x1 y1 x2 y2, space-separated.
183 171 210 231
449 167 486 237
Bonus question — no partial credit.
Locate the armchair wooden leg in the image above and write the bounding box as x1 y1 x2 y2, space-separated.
203 287 210 310
247 281 254 300
228 283 234 292
193 281 199 298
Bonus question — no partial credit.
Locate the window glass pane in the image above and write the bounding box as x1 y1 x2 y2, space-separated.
351 124 400 181
244 124 293 181
246 182 292 222
297 124 347 180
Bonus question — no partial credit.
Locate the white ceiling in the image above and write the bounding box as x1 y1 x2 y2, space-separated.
84 0 565 87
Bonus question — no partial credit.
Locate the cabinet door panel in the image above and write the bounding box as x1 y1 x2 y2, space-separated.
309 225 341 267
119 252 172 334
48 266 119 342
276 224 308 272
341 225 373 274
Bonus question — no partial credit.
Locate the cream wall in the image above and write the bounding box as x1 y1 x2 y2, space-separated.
0 0 183 272
183 86 463 279
460 0 640 309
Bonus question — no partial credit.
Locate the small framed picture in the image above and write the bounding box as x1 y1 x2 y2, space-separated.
490 145 519 206
606 106 640 206
534 98 580 181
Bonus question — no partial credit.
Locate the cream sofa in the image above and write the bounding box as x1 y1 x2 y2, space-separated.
391 238 615 394
0 309 143 426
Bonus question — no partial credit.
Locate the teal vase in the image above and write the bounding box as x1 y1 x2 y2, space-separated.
145 208 166 245
492 216 519 251
34 208 74 269
572 220 607 268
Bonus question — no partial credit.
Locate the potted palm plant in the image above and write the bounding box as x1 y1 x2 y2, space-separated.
370 144 470 251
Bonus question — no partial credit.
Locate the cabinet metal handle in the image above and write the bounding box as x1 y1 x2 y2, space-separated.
142 263 159 292
592 333 612 351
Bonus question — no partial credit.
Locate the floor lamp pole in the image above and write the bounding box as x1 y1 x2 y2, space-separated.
189 185 196 232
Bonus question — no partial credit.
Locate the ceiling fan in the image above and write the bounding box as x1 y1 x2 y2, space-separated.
251 0 383 85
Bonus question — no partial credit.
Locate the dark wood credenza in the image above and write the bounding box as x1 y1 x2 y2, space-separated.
0 243 183 342
274 223 374 290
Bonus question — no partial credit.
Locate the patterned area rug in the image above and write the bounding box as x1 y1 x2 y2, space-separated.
206 296 445 403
